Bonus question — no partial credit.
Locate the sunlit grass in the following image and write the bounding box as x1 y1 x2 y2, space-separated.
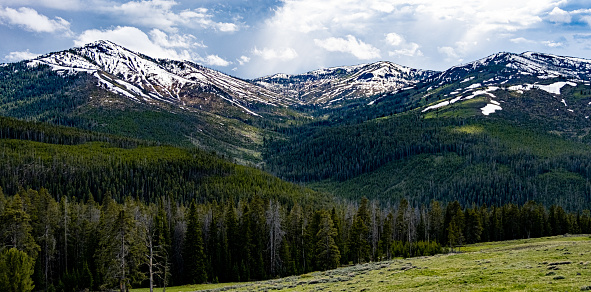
133 235 591 291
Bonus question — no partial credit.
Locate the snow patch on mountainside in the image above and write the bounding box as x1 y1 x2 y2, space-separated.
481 101 502 115
508 81 577 95
422 86 499 113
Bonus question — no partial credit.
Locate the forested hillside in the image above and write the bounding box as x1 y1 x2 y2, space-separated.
265 110 591 210
0 116 321 205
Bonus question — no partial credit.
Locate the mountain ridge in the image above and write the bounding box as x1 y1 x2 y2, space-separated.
4 41 591 167
10 41 591 114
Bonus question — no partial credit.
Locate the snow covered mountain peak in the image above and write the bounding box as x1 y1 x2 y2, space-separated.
427 51 591 87
254 60 436 105
14 41 591 115
26 41 292 116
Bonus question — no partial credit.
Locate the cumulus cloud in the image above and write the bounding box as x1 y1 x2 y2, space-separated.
438 46 459 59
543 40 564 48
385 33 404 46
149 29 200 48
548 7 572 23
252 47 298 61
0 6 71 34
237 55 250 65
4 49 39 62
385 33 422 57
582 15 591 27
75 26 194 60
252 0 563 74
107 0 238 32
314 35 380 60
510 37 536 44
201 55 231 67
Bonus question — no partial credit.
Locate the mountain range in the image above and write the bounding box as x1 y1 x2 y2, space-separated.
3 41 591 207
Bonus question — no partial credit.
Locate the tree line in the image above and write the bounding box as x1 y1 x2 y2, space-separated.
1 187 590 292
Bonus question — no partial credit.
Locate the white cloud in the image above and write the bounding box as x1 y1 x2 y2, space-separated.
385 33 422 57
252 47 298 61
202 55 231 67
252 0 562 75
107 0 239 32
548 7 571 23
389 43 423 57
582 15 591 27
385 33 404 46
149 29 198 48
237 55 250 65
0 6 71 34
314 35 380 60
510 37 536 44
543 40 564 48
438 46 459 58
4 49 39 62
75 26 194 61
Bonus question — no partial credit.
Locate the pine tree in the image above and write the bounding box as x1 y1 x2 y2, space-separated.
30 188 59 291
286 203 304 274
0 248 35 292
315 211 340 270
348 198 370 264
427 200 444 243
183 202 206 284
330 207 344 264
95 197 145 291
153 200 171 289
379 211 394 259
0 194 40 260
304 210 322 271
224 200 240 282
463 207 482 244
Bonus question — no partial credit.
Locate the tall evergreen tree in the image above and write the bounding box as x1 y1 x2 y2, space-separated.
224 200 240 282
286 203 304 274
30 188 59 291
379 211 394 259
95 197 145 291
463 207 482 244
0 194 40 260
183 202 206 284
348 198 370 264
0 248 35 292
315 211 340 270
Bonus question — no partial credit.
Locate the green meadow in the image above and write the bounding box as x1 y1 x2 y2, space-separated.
132 235 591 292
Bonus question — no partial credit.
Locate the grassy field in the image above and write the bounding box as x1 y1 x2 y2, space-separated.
132 235 591 292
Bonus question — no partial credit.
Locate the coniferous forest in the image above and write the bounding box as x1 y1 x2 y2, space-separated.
1 186 590 291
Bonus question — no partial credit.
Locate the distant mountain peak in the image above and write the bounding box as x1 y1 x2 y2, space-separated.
254 60 436 105
24 41 293 117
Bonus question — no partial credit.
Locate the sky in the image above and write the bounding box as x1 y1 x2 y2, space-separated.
1 0 591 79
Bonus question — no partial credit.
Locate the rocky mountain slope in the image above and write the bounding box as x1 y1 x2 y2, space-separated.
254 61 435 106
28 40 295 117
